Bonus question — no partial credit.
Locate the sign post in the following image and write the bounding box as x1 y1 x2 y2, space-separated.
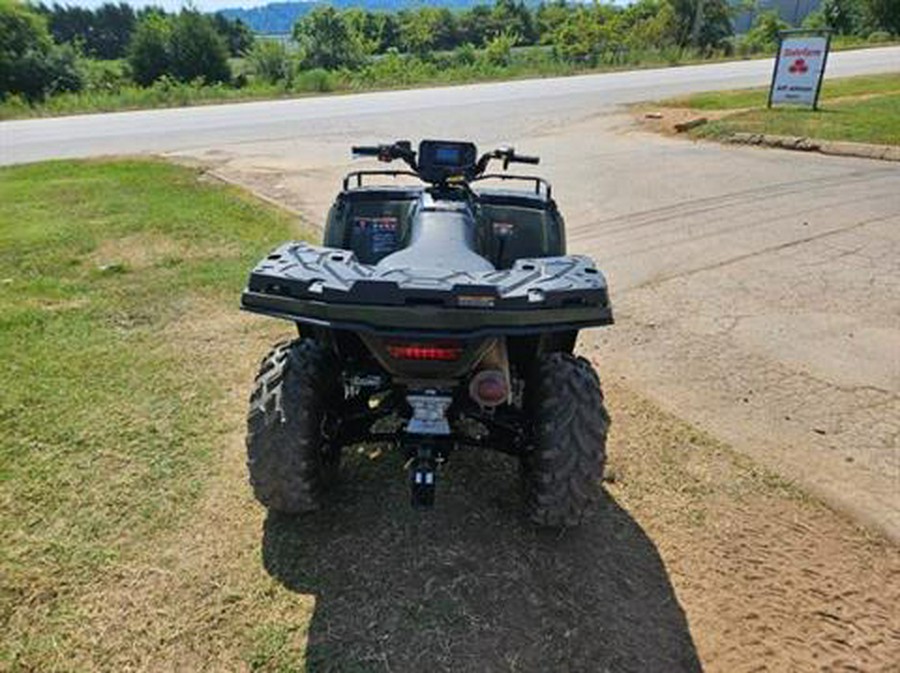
768 29 832 110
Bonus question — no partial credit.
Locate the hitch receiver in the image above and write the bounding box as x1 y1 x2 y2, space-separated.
404 393 452 509
409 445 437 509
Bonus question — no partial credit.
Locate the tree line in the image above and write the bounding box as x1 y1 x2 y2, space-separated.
1 0 253 101
33 2 254 60
1 0 897 106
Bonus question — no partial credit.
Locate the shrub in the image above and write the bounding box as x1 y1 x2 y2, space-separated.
867 30 892 42
128 13 170 86
484 30 518 67
0 0 84 101
247 39 293 85
169 11 231 84
863 0 900 34
80 58 130 93
744 11 789 53
293 6 365 70
453 42 478 67
294 68 334 93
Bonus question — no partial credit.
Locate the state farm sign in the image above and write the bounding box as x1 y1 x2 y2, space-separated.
769 33 831 108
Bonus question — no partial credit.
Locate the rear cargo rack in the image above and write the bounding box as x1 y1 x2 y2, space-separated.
242 242 612 338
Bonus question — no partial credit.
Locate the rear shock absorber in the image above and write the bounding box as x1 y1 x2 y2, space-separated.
404 392 453 509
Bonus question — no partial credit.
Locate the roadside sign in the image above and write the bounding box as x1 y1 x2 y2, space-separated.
768 30 831 109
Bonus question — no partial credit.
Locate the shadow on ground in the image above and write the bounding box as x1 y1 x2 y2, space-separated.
262 448 701 672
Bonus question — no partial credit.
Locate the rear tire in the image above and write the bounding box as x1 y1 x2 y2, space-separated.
523 352 609 527
246 339 342 513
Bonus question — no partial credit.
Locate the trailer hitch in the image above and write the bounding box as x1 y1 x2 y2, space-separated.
404 393 452 509
407 442 438 509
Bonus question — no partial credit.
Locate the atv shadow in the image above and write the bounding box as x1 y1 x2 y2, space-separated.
262 448 702 672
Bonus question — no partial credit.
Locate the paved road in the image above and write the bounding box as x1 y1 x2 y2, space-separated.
3 48 899 541
2 46 899 165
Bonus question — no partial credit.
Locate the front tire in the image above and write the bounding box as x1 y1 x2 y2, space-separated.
246 339 342 513
523 352 610 527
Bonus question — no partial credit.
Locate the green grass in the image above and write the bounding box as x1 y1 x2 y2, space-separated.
661 72 900 110
697 92 900 145
656 72 900 146
0 160 297 666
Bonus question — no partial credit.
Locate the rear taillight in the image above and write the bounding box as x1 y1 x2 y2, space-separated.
387 340 463 361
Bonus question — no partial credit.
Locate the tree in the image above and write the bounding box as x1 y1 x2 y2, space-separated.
128 12 170 86
491 0 536 44
667 0 733 48
399 7 458 56
623 0 679 49
552 6 603 64
169 10 231 84
1 0 82 101
744 10 788 51
863 0 900 34
247 38 292 84
38 2 135 60
293 6 364 70
211 13 254 57
535 1 573 45
456 4 489 47
821 0 865 34
92 3 135 59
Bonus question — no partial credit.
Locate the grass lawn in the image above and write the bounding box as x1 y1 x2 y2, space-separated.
658 72 900 146
0 159 299 669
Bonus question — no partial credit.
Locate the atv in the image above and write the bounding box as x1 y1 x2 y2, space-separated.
242 139 613 526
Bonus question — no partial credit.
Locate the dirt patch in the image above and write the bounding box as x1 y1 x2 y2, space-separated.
25 298 898 672
634 106 736 136
88 232 239 271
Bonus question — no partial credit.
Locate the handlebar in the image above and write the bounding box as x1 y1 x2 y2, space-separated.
351 145 381 157
351 140 540 184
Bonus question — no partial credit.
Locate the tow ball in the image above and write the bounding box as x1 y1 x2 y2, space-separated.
404 393 452 509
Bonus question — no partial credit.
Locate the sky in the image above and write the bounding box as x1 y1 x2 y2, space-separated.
50 1 283 10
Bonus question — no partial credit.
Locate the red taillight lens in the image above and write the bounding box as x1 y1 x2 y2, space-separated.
387 340 463 361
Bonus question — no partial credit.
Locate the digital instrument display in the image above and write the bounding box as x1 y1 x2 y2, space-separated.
417 140 478 183
434 146 462 166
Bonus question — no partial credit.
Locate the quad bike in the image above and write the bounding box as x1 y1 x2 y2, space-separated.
242 139 613 526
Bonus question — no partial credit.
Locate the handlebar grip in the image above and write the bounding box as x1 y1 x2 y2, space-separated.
352 146 380 157
513 154 540 165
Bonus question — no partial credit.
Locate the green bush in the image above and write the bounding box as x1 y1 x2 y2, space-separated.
247 39 293 85
484 30 517 67
867 30 892 42
128 13 170 86
453 42 478 67
743 11 789 53
801 10 829 31
0 0 83 101
293 6 365 70
293 68 335 92
864 0 900 34
128 11 231 87
169 11 231 84
79 58 130 93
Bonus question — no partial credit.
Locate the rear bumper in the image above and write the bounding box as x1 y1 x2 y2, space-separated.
241 290 613 338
